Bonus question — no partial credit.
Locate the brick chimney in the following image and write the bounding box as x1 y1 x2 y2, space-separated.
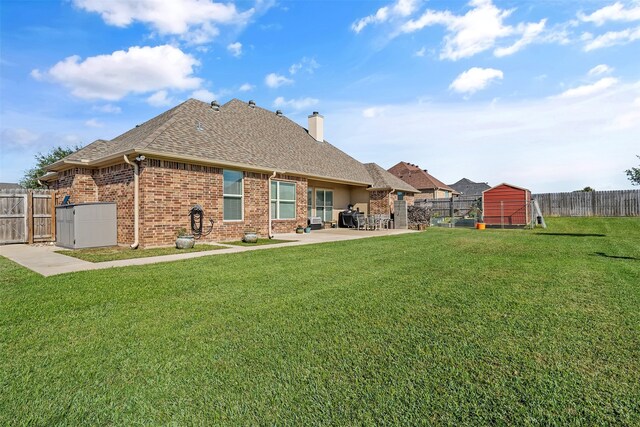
308 111 324 142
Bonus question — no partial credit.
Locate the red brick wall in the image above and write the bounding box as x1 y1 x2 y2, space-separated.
138 159 308 246
53 168 98 204
369 190 391 215
368 191 414 215
93 164 135 244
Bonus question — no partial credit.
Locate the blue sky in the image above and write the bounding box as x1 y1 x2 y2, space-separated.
1 0 639 192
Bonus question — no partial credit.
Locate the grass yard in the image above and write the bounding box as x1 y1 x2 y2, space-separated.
1 218 639 425
56 244 226 262
223 238 295 246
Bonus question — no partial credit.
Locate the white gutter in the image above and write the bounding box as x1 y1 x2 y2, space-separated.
123 155 140 249
267 171 277 239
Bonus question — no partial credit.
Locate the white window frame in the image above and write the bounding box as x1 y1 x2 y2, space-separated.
223 169 244 222
315 188 334 222
271 180 297 220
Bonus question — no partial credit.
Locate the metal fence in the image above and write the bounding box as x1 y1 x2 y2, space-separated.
415 196 480 218
415 196 546 229
0 189 56 244
533 190 640 217
415 196 481 228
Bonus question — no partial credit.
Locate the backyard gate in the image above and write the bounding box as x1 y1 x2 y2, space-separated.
0 189 56 244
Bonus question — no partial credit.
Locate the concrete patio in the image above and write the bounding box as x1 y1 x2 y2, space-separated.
0 227 415 277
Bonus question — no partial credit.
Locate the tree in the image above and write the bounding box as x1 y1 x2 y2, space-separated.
626 155 640 186
20 145 79 189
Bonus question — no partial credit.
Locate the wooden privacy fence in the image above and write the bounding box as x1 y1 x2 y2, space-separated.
533 190 640 217
0 189 56 244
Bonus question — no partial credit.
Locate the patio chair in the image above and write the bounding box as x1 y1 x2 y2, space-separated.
355 213 367 230
367 215 378 230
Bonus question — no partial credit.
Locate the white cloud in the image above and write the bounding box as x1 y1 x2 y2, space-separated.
449 67 503 94
239 83 254 92
84 118 104 128
146 90 174 107
289 57 319 75
494 19 546 57
611 110 640 129
227 42 242 57
634 96 640 107
588 64 614 76
414 46 426 57
72 0 255 44
92 104 122 114
362 107 386 118
32 45 202 101
578 2 640 26
273 96 319 111
557 77 618 98
583 26 640 50
352 0 421 33
400 0 546 60
0 128 39 149
265 73 293 88
190 89 217 103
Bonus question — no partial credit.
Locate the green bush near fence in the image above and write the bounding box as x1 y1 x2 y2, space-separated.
1 218 639 425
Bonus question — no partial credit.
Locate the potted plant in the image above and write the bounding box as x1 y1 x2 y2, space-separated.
304 225 311 233
175 227 195 249
242 229 258 243
296 225 305 234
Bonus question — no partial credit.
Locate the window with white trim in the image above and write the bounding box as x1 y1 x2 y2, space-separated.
315 189 333 222
223 170 243 221
271 180 296 219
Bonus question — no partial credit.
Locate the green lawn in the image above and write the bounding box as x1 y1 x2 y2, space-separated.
223 238 295 246
56 244 226 262
1 218 639 425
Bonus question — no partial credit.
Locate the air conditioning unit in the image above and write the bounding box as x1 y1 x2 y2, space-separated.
308 216 323 230
308 216 322 225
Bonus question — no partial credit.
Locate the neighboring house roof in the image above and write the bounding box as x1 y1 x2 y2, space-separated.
0 182 23 190
46 98 379 186
363 163 418 193
449 178 490 196
387 162 457 193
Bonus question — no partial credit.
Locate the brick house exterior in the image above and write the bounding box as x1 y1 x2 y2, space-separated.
43 99 416 247
388 161 458 200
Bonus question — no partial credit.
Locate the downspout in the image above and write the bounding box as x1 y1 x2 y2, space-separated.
123 155 140 249
267 171 277 239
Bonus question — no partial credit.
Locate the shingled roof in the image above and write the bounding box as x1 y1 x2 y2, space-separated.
449 178 490 196
47 98 385 186
363 163 417 193
387 161 457 193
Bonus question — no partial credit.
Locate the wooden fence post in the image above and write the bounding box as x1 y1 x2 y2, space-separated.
27 190 34 244
51 191 56 243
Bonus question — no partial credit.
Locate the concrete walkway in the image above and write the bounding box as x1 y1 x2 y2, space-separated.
0 228 415 277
